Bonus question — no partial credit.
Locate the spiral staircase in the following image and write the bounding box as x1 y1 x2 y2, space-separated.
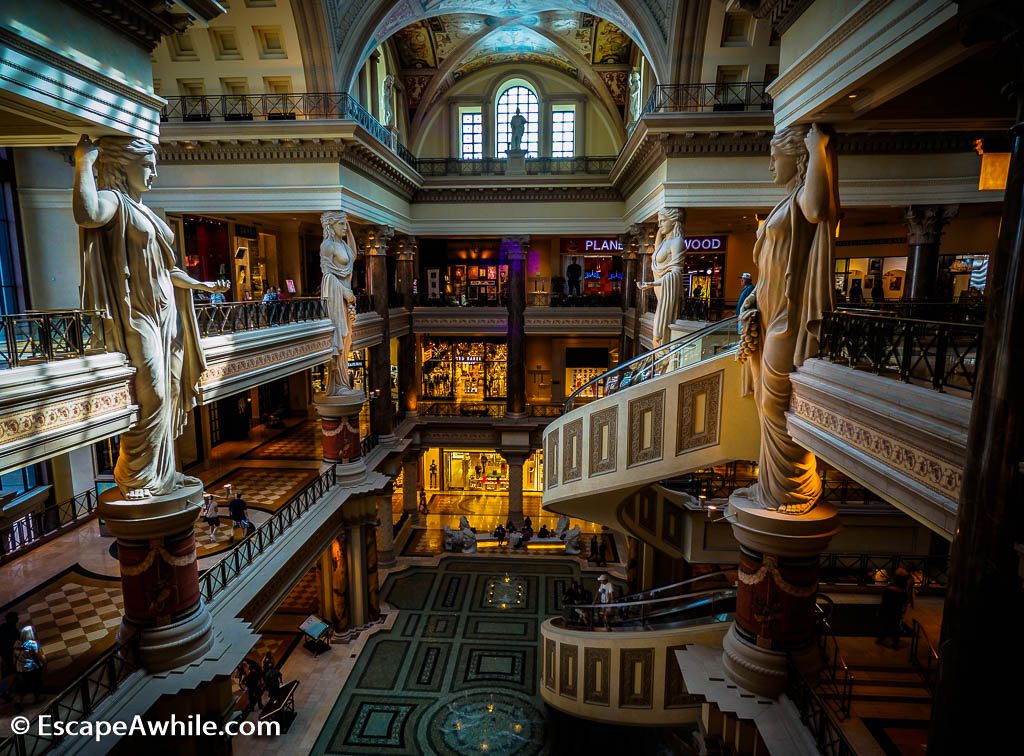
541 317 759 558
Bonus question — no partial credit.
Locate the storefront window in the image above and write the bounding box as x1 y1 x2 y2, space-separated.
565 346 610 401
421 338 507 403
556 238 623 305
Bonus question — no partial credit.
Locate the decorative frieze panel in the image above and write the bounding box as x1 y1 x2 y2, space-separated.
588 407 618 477
558 642 578 699
546 432 559 489
619 648 655 708
584 646 611 706
628 390 665 467
677 370 723 454
561 419 583 483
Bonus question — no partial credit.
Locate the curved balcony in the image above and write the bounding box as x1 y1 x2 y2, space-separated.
540 577 735 724
542 318 759 550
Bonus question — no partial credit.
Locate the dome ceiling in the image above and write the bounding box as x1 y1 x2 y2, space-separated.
387 9 637 118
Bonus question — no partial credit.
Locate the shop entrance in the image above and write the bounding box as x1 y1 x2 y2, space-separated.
421 338 507 410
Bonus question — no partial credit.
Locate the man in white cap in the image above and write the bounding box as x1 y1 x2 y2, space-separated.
597 574 615 629
736 272 756 333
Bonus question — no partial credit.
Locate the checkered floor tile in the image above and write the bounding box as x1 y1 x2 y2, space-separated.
277 567 321 615
243 421 323 460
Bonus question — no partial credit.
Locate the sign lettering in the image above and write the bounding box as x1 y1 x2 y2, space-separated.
682 236 726 251
583 239 624 252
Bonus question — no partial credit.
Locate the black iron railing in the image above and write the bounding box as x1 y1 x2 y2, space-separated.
815 605 854 718
0 635 140 756
417 402 505 418
160 92 416 169
565 317 739 411
198 466 337 603
195 298 325 336
837 299 986 324
908 618 940 697
0 490 97 561
818 554 949 591
0 310 106 369
359 433 379 459
787 659 858 756
415 155 618 177
819 310 982 395
641 82 773 118
548 293 623 308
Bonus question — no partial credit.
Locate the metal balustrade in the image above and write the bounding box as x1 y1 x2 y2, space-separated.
0 490 97 561
0 310 106 369
819 310 982 395
198 466 337 603
0 635 140 756
415 155 617 176
160 92 415 169
194 297 325 337
787 659 858 756
641 82 774 116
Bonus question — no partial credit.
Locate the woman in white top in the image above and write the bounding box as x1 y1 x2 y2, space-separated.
597 575 616 628
202 494 221 543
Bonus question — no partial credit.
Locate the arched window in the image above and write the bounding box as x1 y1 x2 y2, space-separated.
495 82 539 157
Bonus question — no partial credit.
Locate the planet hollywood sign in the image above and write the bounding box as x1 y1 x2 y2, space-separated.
569 235 727 253
683 236 726 251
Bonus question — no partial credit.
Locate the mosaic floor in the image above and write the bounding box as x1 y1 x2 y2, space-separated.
0 565 123 694
242 420 323 460
312 557 628 756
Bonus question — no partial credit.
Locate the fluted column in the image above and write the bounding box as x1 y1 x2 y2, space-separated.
396 237 416 310
903 205 958 300
504 452 528 527
503 235 528 418
376 484 396 567
396 240 418 418
621 242 638 360
365 226 394 439
630 223 656 353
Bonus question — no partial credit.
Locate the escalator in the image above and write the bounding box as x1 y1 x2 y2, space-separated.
542 318 759 557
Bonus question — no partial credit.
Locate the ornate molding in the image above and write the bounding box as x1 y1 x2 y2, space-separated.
562 419 583 483
677 370 723 454
411 187 621 203
341 143 419 198
0 386 132 446
589 406 619 477
790 396 962 499
905 204 959 245
200 336 332 386
157 139 347 164
628 390 666 468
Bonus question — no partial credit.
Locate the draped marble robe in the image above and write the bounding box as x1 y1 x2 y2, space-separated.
81 192 204 497
650 221 685 347
321 220 359 394
748 185 834 513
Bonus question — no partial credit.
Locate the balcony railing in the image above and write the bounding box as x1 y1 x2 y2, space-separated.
195 297 325 337
819 310 982 395
787 659 857 756
0 310 106 369
198 466 337 603
0 490 97 562
640 82 774 118
0 634 140 756
417 401 505 418
416 155 617 177
160 92 416 169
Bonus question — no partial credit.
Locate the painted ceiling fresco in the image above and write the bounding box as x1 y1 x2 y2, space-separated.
387 8 638 118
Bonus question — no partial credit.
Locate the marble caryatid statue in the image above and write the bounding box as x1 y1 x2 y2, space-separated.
382 74 395 129
509 107 526 152
640 207 686 347
739 123 838 515
73 135 227 501
320 211 360 395
628 69 642 124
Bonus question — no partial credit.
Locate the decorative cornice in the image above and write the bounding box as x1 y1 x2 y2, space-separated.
0 386 132 446
62 0 183 51
412 187 621 203
157 138 347 163
340 143 419 199
201 337 332 386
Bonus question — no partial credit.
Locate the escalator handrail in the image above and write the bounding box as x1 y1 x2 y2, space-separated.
569 587 735 612
613 569 736 603
565 316 739 411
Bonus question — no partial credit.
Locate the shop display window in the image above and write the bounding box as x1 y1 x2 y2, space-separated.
421 338 507 403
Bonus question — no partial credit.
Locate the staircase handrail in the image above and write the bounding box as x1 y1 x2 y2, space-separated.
814 602 854 718
908 618 940 697
612 569 737 603
568 587 734 612
565 316 739 411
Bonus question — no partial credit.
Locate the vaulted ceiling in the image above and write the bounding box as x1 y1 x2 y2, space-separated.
386 10 639 122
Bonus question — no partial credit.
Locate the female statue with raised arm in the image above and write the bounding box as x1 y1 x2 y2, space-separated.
320 211 359 395
640 207 686 347
73 135 228 501
739 123 839 514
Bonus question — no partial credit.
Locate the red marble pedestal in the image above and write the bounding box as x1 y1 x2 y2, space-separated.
314 391 367 482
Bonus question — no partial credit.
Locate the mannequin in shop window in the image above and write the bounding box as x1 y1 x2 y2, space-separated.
73 135 228 500
320 210 360 396
638 207 686 347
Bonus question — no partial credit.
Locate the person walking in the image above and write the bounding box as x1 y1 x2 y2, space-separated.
228 490 251 541
736 273 756 333
14 626 45 705
877 567 914 649
597 575 616 630
201 494 221 543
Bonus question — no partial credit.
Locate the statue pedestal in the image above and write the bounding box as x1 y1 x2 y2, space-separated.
505 149 526 175
721 489 841 697
98 479 214 672
315 390 368 482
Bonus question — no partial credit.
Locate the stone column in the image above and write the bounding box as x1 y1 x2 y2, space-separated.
98 482 214 672
721 495 840 697
396 237 416 310
504 452 527 527
903 204 958 300
376 485 396 567
503 236 528 418
329 534 349 632
630 223 656 352
929 24 1024 752
402 451 422 523
368 51 381 120
314 392 367 482
621 243 638 360
342 495 377 627
366 226 395 440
